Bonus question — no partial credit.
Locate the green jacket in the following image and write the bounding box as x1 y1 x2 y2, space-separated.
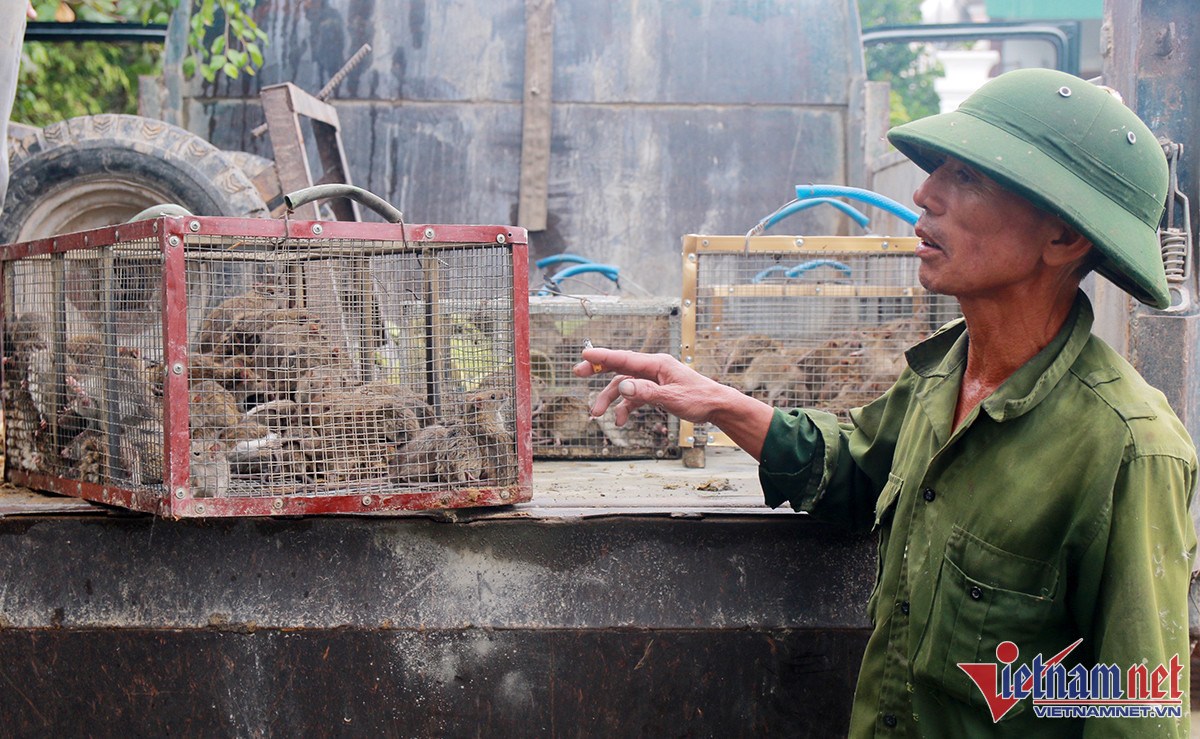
759 294 1197 737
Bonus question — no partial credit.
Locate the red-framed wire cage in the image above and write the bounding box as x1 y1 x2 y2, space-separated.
0 216 532 517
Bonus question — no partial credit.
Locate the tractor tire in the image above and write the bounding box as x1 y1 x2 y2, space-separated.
0 114 268 243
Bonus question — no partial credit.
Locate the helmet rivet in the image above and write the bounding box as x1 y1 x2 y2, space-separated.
1127 131 1137 144
1057 86 1072 98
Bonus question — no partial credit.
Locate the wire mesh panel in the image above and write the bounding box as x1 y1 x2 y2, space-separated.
528 295 679 459
680 234 960 449
1 216 531 517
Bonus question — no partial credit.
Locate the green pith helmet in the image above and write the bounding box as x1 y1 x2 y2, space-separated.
887 68 1171 309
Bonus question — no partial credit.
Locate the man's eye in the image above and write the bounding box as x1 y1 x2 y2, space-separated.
954 167 973 182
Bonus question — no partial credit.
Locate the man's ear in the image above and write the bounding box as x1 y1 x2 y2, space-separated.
1045 221 1093 267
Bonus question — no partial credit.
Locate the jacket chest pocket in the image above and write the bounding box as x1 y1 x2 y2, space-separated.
912 525 1060 716
866 473 904 624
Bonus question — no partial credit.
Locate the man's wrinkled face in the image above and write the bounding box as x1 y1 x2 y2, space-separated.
912 156 1065 302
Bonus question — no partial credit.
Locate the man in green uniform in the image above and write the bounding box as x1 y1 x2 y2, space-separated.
576 69 1197 737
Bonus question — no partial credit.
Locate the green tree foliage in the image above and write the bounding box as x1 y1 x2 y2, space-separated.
13 0 265 127
858 0 943 125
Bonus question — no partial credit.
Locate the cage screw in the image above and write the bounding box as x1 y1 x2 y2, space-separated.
500 489 511 501
311 223 324 235
195 504 206 514
174 488 186 499
881 241 890 249
795 238 804 247
496 233 507 244
272 499 283 510
686 436 695 445
189 220 200 232
701 239 709 246
167 235 181 247
362 495 373 506
172 362 184 375
683 299 692 307
687 253 697 262
684 355 693 363
424 227 435 239
707 435 715 443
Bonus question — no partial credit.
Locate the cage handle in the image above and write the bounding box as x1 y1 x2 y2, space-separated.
284 185 404 223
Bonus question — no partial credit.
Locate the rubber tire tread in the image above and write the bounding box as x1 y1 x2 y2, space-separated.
1 114 268 242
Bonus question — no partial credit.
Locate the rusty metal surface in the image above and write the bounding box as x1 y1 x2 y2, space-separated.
185 0 865 296
0 445 873 734
1103 0 1200 645
0 628 868 737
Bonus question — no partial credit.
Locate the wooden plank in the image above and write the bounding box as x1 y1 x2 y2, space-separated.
691 234 921 253
517 0 555 231
261 83 319 220
698 284 925 299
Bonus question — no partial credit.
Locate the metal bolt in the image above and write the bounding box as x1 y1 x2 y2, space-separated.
362 495 373 506
174 487 186 499
189 220 200 232
496 233 507 244
684 355 693 363
1127 131 1137 144
686 436 695 445
795 238 804 247
687 253 697 262
1057 86 1072 98
701 239 709 246
172 362 184 375
195 503 206 514
424 227 435 239
881 241 890 249
728 287 735 294
707 435 715 443
500 489 511 501
167 235 181 247
683 299 692 307
272 499 283 510
311 223 324 235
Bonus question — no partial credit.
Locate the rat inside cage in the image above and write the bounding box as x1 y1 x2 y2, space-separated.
679 234 960 450
528 295 680 459
1 217 529 516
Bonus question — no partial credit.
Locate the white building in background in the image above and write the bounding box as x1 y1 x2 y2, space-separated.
914 0 1102 113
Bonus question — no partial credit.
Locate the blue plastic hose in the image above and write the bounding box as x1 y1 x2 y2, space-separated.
535 254 596 270
764 197 871 230
536 263 621 295
786 259 853 278
794 185 919 225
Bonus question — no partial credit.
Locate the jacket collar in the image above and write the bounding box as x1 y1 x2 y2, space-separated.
904 291 1093 424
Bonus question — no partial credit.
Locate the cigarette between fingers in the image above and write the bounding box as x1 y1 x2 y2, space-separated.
583 339 603 373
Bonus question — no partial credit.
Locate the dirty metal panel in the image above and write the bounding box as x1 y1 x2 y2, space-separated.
0 516 874 630
201 98 853 298
201 0 861 107
0 627 868 738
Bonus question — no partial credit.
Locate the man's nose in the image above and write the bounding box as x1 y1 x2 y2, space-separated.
912 171 939 214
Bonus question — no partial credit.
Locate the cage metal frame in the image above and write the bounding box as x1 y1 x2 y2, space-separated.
680 232 951 450
0 215 533 518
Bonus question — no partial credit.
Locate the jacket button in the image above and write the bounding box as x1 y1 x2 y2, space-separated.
883 713 898 727
900 601 910 615
923 488 936 502
970 586 983 600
